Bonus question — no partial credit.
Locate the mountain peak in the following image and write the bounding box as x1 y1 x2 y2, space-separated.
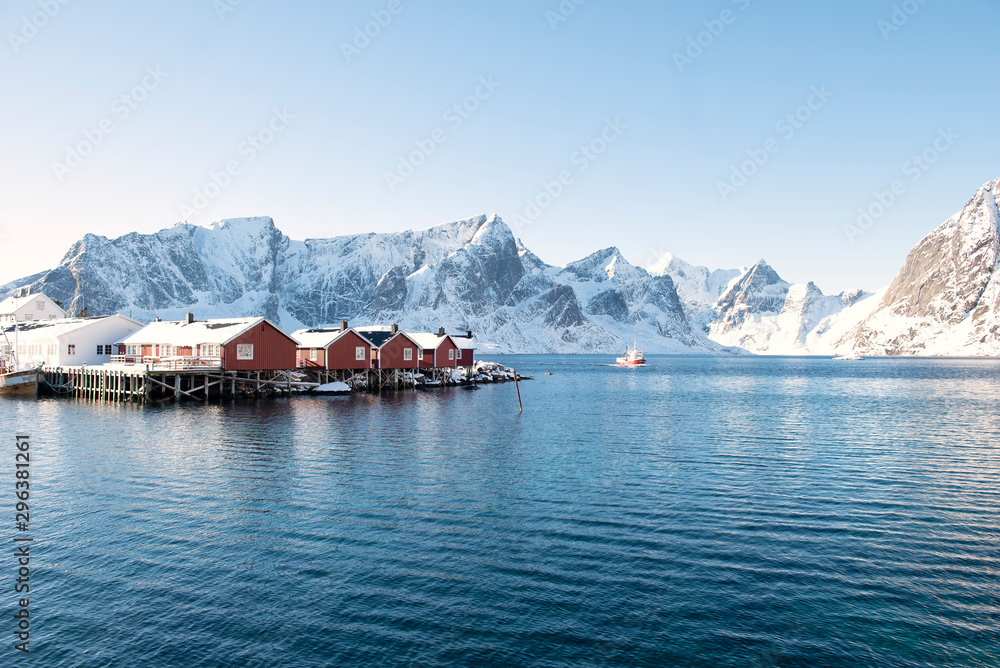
470 214 516 251
207 216 276 232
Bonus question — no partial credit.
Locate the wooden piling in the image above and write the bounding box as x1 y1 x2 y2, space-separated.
514 368 523 413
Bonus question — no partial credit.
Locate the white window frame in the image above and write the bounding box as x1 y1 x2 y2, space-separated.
310 348 318 361
237 344 254 360
355 346 366 361
403 347 413 361
448 349 454 360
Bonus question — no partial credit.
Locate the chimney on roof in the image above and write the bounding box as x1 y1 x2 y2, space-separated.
467 329 472 339
391 323 399 334
155 317 162 322
438 326 445 336
185 312 195 325
340 319 348 332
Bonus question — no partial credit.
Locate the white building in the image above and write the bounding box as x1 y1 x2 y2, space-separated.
0 293 68 324
0 315 144 369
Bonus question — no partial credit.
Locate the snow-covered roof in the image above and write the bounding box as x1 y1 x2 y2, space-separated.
407 332 453 350
452 336 475 350
0 293 65 315
291 328 374 349
122 317 276 347
0 315 141 340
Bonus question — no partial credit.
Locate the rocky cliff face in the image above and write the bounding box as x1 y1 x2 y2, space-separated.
841 178 1000 355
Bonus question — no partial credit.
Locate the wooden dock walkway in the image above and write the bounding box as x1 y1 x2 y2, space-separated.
41 366 317 403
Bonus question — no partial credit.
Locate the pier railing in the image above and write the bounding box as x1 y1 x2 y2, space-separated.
109 355 222 370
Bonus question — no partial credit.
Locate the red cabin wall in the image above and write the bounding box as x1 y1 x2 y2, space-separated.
327 331 372 370
436 339 459 367
177 346 193 356
378 334 419 369
223 321 297 371
296 348 325 369
458 348 474 365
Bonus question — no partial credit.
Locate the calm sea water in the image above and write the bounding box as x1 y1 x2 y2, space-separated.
1 355 999 667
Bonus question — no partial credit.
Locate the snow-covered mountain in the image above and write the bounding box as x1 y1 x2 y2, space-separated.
655 177 1000 356
704 260 866 354
4 176 999 355
836 177 1000 356
2 214 719 354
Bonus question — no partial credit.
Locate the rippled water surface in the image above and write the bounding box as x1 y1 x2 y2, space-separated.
2 356 999 667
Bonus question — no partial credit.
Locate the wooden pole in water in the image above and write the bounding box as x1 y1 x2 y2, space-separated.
514 368 522 413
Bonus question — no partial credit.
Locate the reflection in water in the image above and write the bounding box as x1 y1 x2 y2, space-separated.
1 355 998 667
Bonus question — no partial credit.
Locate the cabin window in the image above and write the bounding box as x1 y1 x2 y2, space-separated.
67 344 76 355
403 348 412 361
310 349 318 361
355 346 365 361
237 344 254 360
23 314 32 321
448 349 454 360
37 301 44 311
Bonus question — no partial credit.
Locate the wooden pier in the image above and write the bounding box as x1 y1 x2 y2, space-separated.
37 361 521 404
41 365 317 403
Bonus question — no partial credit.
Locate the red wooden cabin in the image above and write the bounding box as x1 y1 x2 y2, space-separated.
121 315 297 371
410 329 460 369
293 323 375 371
354 325 421 370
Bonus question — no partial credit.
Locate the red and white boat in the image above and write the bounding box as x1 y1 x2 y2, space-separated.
616 341 646 366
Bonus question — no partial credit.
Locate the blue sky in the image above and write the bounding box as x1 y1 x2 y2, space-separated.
1 0 998 294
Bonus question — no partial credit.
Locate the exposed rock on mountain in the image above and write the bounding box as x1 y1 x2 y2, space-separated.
841 178 1000 355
